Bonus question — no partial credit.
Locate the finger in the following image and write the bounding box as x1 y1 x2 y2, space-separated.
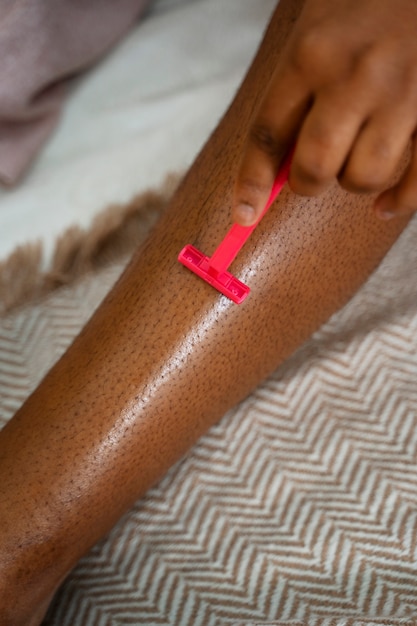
375 136 417 219
232 66 310 226
232 144 283 226
288 81 370 196
340 104 415 195
288 39 417 198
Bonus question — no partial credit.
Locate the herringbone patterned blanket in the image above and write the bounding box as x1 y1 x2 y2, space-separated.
1 215 417 625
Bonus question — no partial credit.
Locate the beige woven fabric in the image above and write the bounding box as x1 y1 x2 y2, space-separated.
1 215 417 625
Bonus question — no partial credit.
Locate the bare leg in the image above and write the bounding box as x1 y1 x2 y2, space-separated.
0 0 409 623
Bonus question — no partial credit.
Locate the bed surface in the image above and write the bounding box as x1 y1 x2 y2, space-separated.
0 0 276 267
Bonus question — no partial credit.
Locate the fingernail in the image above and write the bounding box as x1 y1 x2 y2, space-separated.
378 210 395 221
375 198 395 221
376 206 395 221
235 202 256 225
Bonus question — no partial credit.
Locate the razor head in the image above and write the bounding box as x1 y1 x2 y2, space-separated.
178 244 250 304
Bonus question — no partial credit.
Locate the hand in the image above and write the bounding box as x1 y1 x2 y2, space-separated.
232 0 417 225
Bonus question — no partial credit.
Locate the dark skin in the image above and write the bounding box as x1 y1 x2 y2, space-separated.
0 0 410 623
233 0 417 225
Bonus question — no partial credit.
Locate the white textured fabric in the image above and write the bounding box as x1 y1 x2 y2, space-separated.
0 0 277 268
0 0 152 184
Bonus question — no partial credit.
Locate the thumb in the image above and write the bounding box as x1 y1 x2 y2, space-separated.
232 126 287 226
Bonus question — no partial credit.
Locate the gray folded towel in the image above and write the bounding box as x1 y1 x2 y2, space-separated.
0 0 151 185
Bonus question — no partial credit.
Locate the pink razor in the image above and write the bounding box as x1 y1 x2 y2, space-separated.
178 150 293 304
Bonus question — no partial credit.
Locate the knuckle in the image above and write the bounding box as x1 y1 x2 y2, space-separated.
240 177 271 197
339 166 385 194
355 41 417 106
237 176 273 210
355 44 393 92
299 159 330 184
339 168 374 193
344 144 398 192
338 177 366 195
290 27 337 77
249 123 282 158
291 162 330 197
346 169 386 193
296 145 335 185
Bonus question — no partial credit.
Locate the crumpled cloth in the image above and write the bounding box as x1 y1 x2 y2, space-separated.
0 0 151 185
